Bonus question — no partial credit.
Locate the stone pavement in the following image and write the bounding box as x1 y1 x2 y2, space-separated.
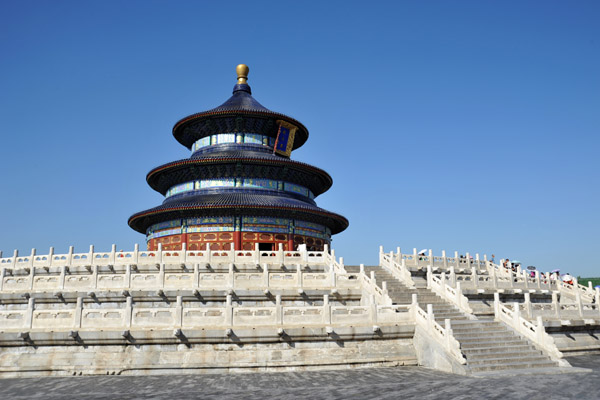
0 355 598 400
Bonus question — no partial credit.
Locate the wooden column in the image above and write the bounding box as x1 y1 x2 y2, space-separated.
233 231 242 250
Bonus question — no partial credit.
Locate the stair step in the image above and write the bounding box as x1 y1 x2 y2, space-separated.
460 339 530 349
462 344 538 355
467 354 551 366
465 350 543 360
454 331 515 340
469 360 558 372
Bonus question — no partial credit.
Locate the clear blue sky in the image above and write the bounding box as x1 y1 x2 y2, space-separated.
1 1 598 276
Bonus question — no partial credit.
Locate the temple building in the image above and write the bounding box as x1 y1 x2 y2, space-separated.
128 65 348 252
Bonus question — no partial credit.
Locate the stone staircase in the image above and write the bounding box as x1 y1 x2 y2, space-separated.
351 265 560 375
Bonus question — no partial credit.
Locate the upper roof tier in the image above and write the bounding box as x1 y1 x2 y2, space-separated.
173 65 309 151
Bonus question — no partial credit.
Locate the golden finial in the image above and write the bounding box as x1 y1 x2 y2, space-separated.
236 64 249 84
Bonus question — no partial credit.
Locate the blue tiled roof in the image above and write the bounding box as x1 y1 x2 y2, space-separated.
128 192 348 234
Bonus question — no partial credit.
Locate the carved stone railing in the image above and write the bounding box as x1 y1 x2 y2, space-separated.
413 297 466 365
392 247 487 273
379 247 415 287
493 293 568 365
0 294 413 332
0 265 362 294
0 244 335 271
359 265 393 306
437 268 555 293
504 292 600 322
426 267 474 315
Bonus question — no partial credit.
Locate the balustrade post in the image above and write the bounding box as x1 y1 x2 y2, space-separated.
228 263 234 289
74 297 83 328
206 243 212 264
26 297 35 329
11 250 18 267
176 296 183 328
412 293 418 306
536 316 545 344
466 252 472 271
250 243 258 265
370 294 377 324
445 319 452 350
426 265 432 289
125 264 132 289
454 251 459 268
59 266 66 290
382 281 388 297
156 243 163 264
493 292 500 316
428 249 433 268
133 243 139 265
125 296 132 328
573 278 580 294
29 264 35 290
28 248 35 269
441 272 447 294
360 263 365 275
449 266 456 286
552 291 560 319
277 243 284 266
92 265 98 289
513 302 521 326
442 250 448 269
413 248 418 266
456 281 462 306
595 288 600 310
110 244 116 265
159 263 165 289
427 304 433 325
323 294 331 324
297 265 303 290
67 246 74 266
275 294 282 325
181 243 187 264
524 292 532 318
264 264 270 288
226 295 233 327
396 246 401 263
0 267 5 291
491 267 498 289
523 270 529 290
324 244 329 255
535 270 541 289
329 266 335 287
48 246 54 268
88 245 94 266
576 292 584 318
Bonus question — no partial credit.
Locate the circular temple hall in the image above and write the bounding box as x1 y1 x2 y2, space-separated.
128 65 348 252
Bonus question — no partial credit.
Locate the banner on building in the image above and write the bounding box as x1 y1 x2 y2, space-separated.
274 120 296 157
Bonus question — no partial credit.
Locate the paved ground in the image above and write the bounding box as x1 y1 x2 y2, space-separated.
0 355 598 399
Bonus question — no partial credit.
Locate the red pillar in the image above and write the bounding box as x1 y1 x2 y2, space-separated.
234 231 242 251
287 234 294 252
181 233 188 251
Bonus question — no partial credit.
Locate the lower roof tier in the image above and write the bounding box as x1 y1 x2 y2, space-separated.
146 150 333 197
128 192 348 235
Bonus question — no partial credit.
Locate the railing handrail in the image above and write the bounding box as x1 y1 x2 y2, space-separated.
413 302 466 365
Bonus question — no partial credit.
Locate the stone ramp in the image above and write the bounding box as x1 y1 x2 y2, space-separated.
360 265 562 375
